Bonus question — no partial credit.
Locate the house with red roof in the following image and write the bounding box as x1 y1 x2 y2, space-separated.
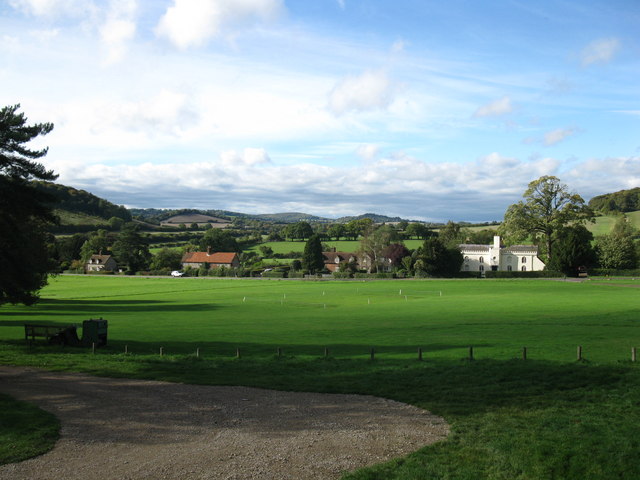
181 249 240 270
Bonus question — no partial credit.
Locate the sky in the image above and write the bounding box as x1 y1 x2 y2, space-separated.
1 0 639 222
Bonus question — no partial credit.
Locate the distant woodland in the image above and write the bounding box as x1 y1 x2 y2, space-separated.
588 187 640 213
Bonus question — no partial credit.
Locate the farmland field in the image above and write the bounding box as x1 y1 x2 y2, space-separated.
2 275 640 478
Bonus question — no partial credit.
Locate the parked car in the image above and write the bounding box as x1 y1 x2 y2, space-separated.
171 271 184 277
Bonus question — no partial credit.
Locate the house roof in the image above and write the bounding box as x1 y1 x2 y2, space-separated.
87 254 113 264
182 251 238 264
322 252 357 264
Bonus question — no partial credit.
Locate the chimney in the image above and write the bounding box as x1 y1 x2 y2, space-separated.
493 236 501 249
207 247 211 255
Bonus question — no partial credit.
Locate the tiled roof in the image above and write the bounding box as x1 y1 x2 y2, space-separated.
182 252 238 264
322 252 357 263
88 254 112 264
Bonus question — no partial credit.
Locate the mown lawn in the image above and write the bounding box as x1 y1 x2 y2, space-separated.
1 276 640 478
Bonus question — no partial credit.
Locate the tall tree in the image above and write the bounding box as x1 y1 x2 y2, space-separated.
200 228 239 252
302 234 325 274
0 104 57 305
419 237 463 277
501 176 593 263
112 224 151 273
596 216 638 269
546 225 596 276
358 225 399 273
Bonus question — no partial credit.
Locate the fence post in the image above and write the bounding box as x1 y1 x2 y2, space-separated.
469 346 474 361
577 345 582 361
632 347 637 362
160 346 163 357
370 347 375 361
196 347 200 358
324 347 329 358
92 342 96 354
236 347 241 359
277 347 282 358
124 345 128 355
522 346 527 361
418 347 423 361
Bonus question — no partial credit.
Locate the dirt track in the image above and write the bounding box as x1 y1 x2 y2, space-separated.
0 367 449 480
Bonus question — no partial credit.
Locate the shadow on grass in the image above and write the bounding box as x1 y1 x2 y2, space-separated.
0 298 221 318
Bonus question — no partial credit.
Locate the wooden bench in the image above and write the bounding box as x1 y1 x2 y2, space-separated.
24 324 78 345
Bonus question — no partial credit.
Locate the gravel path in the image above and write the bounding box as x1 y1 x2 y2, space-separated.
0 367 449 480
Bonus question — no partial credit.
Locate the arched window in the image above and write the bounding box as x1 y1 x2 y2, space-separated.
521 266 527 272
479 265 484 272
479 256 484 264
507 265 513 272
464 264 470 271
464 256 469 262
521 256 526 264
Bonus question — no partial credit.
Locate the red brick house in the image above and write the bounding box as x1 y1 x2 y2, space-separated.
181 250 240 270
322 251 359 272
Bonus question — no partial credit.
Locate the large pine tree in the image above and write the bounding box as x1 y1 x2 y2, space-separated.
0 104 57 305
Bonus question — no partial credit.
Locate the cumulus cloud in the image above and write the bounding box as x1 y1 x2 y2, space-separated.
220 148 271 167
544 127 577 146
100 0 137 65
356 144 380 161
155 0 283 49
473 96 513 117
328 70 396 115
8 0 88 17
581 38 620 66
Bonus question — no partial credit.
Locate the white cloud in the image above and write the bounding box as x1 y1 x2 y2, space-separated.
328 70 396 115
8 0 87 17
581 38 620 66
544 127 577 146
336 0 345 9
473 96 513 117
221 148 271 167
356 144 379 161
155 0 283 49
99 0 137 65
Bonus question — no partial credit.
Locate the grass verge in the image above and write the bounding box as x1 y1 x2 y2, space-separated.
0 393 59 465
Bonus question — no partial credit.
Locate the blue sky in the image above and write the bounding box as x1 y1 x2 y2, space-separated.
1 0 638 221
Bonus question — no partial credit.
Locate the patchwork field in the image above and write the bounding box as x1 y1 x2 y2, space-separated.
2 275 640 478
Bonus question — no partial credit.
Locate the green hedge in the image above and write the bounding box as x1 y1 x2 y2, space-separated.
484 270 564 278
590 268 640 277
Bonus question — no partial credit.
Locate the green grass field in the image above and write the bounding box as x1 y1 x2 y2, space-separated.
2 276 640 478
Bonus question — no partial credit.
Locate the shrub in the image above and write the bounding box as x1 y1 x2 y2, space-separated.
484 270 564 278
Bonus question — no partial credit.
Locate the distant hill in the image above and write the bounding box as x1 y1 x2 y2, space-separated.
589 187 640 213
335 213 407 224
34 182 131 221
255 212 332 223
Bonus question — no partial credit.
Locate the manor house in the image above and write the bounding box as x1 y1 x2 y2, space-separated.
459 236 545 273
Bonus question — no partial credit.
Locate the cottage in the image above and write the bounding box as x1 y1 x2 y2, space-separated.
85 254 118 273
322 250 359 272
181 250 240 270
459 236 545 273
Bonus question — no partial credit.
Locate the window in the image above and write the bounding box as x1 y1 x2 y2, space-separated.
464 256 469 262
507 265 512 271
464 264 469 271
479 256 484 263
522 257 526 264
521 266 527 272
479 265 484 272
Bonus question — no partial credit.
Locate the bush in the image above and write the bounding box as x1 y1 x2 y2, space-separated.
332 271 352 279
288 272 305 278
261 270 286 278
590 268 640 277
484 270 564 278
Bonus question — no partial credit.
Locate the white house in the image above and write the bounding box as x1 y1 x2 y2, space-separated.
459 236 545 273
